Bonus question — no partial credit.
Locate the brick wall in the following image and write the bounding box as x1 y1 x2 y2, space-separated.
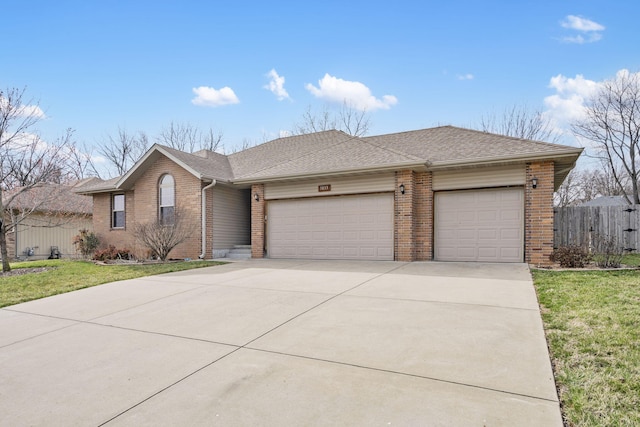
92 155 204 259
395 170 415 261
415 171 433 261
251 184 265 258
525 161 555 266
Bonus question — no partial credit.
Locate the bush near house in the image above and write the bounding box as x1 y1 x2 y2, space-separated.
92 245 133 262
72 229 100 258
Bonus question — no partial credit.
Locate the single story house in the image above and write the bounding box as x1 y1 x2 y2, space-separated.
4 182 93 260
76 126 583 266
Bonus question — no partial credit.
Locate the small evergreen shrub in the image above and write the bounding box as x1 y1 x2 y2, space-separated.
72 229 100 258
549 245 591 268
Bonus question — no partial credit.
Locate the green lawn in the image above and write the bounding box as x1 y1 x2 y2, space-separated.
0 259 225 308
532 268 640 427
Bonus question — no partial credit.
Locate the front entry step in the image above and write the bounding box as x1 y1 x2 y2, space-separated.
227 245 251 260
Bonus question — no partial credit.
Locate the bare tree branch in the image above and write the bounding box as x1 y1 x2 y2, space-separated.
132 207 195 261
1 88 77 271
156 122 223 153
292 102 371 137
572 71 640 204
480 104 560 143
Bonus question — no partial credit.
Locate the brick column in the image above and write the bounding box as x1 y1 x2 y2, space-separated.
251 184 265 258
395 170 415 261
525 161 555 266
415 171 433 261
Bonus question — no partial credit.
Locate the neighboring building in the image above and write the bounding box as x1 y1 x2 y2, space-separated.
76 126 583 266
579 195 631 207
4 182 93 260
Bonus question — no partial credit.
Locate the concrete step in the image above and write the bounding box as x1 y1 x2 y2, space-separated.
227 245 251 259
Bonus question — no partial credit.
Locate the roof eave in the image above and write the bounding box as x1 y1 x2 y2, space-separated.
116 145 207 189
232 161 428 184
426 149 583 170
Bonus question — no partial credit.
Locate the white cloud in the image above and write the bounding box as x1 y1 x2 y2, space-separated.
560 15 605 44
0 95 47 119
264 69 290 101
305 74 398 111
561 15 605 32
191 86 239 107
457 73 474 81
544 73 599 132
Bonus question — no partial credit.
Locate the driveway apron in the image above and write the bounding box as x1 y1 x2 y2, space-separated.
0 260 561 426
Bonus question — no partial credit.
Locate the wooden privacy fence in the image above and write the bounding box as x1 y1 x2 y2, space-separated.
554 205 639 253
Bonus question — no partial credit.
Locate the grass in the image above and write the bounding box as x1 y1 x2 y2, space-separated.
532 268 640 426
622 253 640 267
0 259 225 308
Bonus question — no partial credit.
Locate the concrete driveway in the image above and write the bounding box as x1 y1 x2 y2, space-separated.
0 260 561 426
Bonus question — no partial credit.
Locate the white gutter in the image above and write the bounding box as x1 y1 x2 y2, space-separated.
199 180 217 259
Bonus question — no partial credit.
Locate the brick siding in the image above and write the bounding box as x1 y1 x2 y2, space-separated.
395 170 416 261
525 161 555 266
415 171 434 261
250 184 265 258
92 155 203 259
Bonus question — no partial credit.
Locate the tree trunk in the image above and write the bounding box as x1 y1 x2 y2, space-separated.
0 225 11 272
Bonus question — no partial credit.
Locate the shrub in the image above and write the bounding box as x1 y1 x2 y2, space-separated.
132 208 194 261
592 234 624 268
72 229 100 258
549 245 591 268
92 245 133 262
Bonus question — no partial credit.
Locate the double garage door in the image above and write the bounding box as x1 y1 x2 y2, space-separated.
267 193 394 260
434 187 524 262
265 187 524 262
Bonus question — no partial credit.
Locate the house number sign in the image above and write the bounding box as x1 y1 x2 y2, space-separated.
318 184 331 192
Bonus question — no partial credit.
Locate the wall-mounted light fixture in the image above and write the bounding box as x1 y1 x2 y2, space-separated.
399 183 405 194
531 177 538 189
254 193 260 202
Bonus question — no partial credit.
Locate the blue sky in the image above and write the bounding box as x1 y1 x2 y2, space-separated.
2 0 638 155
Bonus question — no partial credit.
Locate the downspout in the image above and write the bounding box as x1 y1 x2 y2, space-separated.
199 180 217 259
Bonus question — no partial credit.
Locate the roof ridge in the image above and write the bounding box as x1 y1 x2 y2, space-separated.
228 129 350 159
361 136 424 162
232 131 359 178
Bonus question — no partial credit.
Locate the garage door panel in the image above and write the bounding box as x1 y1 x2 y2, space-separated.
268 194 393 260
435 188 523 262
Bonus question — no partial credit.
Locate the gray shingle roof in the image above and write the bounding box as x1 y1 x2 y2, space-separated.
232 131 423 180
579 196 631 207
5 183 93 214
363 126 579 166
159 145 234 181
75 126 583 192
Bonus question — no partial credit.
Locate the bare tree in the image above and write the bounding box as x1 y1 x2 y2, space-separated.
554 169 582 207
156 122 223 153
1 88 75 271
132 207 195 261
97 127 149 177
292 102 371 137
480 104 560 143
572 71 640 204
554 164 632 207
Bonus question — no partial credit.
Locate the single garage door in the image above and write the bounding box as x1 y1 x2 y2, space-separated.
267 193 394 260
435 187 524 262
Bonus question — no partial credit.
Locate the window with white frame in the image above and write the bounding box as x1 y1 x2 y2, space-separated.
159 174 175 225
112 194 125 228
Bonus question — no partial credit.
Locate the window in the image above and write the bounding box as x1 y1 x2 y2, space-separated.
159 174 175 225
112 194 125 228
